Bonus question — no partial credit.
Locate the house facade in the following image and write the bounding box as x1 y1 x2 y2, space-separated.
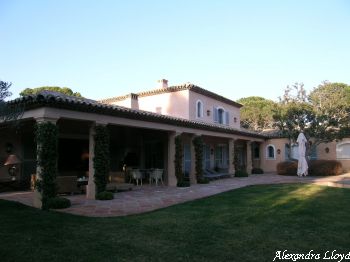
1 79 349 202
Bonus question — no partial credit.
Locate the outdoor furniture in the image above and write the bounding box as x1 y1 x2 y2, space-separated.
106 172 134 192
57 176 80 195
203 169 230 180
149 169 164 186
130 169 143 186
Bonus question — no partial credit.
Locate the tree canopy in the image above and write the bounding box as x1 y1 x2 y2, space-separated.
237 96 276 131
272 81 350 158
0 80 23 122
20 86 82 97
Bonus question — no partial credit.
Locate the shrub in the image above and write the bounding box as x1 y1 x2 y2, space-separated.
252 168 264 174
47 197 71 209
277 160 343 176
308 160 343 176
235 170 249 177
96 191 114 200
197 177 210 184
177 180 190 187
277 161 297 176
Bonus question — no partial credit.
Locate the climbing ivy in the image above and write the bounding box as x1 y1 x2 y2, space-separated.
35 121 58 210
174 135 184 183
93 125 110 196
192 136 204 181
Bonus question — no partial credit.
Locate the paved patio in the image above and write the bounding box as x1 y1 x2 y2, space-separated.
1 173 350 217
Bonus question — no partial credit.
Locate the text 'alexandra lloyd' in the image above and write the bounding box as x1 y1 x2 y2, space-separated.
273 250 350 262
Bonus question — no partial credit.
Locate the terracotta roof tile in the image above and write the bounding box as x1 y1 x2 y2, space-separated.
7 91 264 138
100 83 243 108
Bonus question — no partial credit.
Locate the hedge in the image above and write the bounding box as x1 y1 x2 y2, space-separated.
277 160 343 176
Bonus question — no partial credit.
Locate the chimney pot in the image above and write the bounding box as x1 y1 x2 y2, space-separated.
158 79 168 89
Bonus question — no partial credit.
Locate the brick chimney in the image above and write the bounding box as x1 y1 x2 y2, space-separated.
157 79 168 89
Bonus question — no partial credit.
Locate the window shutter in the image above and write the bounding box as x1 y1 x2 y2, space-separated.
225 111 229 125
213 107 218 122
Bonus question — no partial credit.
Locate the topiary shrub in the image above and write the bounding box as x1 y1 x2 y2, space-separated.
47 197 71 209
96 191 114 200
252 167 264 174
277 161 298 176
235 170 249 177
309 160 343 176
197 177 210 184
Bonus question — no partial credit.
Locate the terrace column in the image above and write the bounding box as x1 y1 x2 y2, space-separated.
87 123 96 199
33 117 58 209
189 135 197 185
167 131 180 186
228 138 235 176
246 141 253 174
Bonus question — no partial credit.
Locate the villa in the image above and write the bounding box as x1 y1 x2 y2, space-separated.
1 79 350 202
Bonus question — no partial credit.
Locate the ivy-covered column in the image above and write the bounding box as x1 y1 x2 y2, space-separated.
33 118 58 210
174 133 184 186
192 135 204 184
246 141 253 174
93 125 110 198
87 123 110 199
189 135 197 185
228 138 235 176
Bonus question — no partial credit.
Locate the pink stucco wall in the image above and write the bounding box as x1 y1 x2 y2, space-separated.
317 138 350 172
260 138 350 173
188 91 241 128
260 139 286 173
137 90 190 119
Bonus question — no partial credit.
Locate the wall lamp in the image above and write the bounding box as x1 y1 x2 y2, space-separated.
4 154 21 181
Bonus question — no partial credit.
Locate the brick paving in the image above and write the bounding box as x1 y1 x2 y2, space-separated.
1 173 349 217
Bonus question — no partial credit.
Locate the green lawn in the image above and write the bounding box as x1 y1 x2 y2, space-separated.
1 184 350 262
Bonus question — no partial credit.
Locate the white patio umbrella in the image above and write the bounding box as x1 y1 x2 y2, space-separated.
297 132 308 177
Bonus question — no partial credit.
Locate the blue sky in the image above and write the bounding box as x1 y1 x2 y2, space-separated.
1 0 350 101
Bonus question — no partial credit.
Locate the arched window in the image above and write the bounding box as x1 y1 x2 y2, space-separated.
196 100 203 118
337 142 350 159
218 108 224 124
214 106 229 125
266 144 276 159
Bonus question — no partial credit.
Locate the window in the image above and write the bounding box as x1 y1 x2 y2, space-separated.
183 143 191 177
266 144 275 159
337 142 350 159
253 143 260 159
218 108 224 124
196 100 203 118
213 107 229 125
203 144 211 169
214 144 229 168
290 144 318 160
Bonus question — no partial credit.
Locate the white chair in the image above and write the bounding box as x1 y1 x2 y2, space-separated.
149 169 164 186
131 169 143 186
